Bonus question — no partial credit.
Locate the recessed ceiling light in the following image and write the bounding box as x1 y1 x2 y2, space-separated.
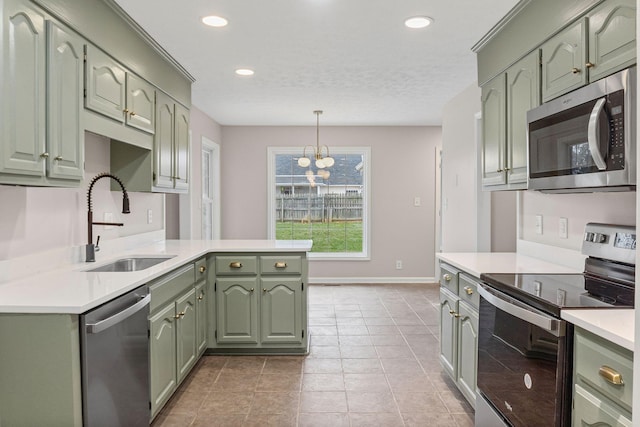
202 15 228 27
404 16 433 29
235 68 255 76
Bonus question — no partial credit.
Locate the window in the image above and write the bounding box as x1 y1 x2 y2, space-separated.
267 147 371 259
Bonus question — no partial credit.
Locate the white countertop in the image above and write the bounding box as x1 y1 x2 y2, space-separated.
0 239 312 314
437 251 634 351
562 309 634 351
437 252 582 277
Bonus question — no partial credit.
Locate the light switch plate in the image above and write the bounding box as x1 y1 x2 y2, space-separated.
147 209 153 224
414 197 421 207
535 215 543 235
559 217 568 239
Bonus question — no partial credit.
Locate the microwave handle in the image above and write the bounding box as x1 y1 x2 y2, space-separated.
587 97 608 170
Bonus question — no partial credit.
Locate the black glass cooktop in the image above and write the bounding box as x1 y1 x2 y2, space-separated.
479 273 634 317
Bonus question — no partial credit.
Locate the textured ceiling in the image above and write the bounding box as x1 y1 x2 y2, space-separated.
113 0 519 126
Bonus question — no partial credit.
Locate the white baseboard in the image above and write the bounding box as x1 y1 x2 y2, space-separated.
309 277 436 284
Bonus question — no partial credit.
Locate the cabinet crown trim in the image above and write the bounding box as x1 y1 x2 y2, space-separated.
472 0 533 53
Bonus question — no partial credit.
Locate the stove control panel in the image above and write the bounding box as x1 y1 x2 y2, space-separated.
582 223 635 265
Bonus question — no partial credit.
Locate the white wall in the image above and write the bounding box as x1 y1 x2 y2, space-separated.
220 125 441 281
440 82 517 253
0 132 164 260
519 191 636 250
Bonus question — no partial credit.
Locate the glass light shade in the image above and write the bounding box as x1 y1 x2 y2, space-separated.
405 16 433 29
315 158 326 169
235 68 254 76
202 16 228 27
298 157 311 167
323 156 335 167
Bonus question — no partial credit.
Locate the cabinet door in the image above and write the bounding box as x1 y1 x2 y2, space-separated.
481 73 506 187
541 19 587 102
154 91 174 189
46 21 84 180
149 303 177 417
125 74 155 134
195 281 208 355
85 45 126 122
1 0 46 177
573 384 632 427
260 277 303 344
176 287 197 384
439 288 458 379
506 50 540 186
456 301 478 408
174 103 190 191
587 0 636 82
216 278 259 344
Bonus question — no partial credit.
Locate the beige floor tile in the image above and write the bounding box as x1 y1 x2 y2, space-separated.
299 391 348 413
402 412 458 426
308 345 341 358
369 334 406 346
343 373 390 392
212 372 259 392
302 373 345 391
248 391 300 415
165 389 206 414
222 356 266 373
439 390 474 413
297 412 350 427
199 391 254 415
309 326 338 336
151 412 196 427
349 412 405 427
338 335 372 346
309 335 339 346
386 373 434 392
335 310 362 318
375 345 414 359
303 358 342 373
346 391 398 413
242 413 297 427
336 317 366 325
261 356 304 374
256 373 302 392
451 412 475 427
366 325 400 335
363 317 396 326
341 358 384 374
309 317 337 326
340 345 378 359
380 358 425 375
191 414 246 427
337 325 369 335
393 392 448 413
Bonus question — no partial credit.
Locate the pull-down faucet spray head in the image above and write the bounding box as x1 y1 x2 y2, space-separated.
86 173 131 262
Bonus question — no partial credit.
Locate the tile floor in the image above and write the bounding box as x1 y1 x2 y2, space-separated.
152 283 474 427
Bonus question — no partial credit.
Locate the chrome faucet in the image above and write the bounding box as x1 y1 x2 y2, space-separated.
86 173 130 262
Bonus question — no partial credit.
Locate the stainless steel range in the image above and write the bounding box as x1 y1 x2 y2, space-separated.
475 223 635 427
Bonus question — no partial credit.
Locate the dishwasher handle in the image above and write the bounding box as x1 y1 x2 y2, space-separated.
86 294 151 334
478 284 562 336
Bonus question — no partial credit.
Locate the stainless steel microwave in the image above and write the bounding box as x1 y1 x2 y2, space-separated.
527 67 636 192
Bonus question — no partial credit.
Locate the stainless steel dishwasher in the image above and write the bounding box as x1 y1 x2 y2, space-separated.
80 285 151 426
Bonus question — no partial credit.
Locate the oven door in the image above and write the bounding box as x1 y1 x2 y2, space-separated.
477 284 572 427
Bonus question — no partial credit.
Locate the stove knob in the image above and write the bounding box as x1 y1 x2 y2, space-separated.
585 232 594 242
593 233 607 243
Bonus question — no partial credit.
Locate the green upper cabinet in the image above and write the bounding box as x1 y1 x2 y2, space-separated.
541 19 587 102
46 21 84 180
125 74 155 134
542 0 636 101
481 73 506 187
154 91 189 192
587 0 636 81
1 0 46 178
85 45 126 123
505 50 540 186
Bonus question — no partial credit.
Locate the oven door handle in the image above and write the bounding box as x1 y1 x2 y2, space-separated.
587 97 608 171
478 284 561 335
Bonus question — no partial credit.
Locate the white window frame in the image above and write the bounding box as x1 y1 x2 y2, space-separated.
267 146 371 260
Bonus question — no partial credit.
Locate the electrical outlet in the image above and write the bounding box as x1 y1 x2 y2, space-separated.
535 215 543 235
395 260 403 270
104 212 114 230
414 197 421 207
147 209 153 224
559 217 568 239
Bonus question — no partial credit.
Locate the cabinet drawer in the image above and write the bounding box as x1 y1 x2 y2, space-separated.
260 255 302 275
439 264 459 294
574 328 633 412
149 264 195 312
195 257 207 281
573 384 632 427
216 256 258 275
458 274 479 308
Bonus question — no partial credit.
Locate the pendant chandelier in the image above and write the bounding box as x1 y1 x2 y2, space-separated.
297 110 334 169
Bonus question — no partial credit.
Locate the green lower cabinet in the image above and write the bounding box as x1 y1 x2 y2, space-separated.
574 384 632 426
216 277 259 344
456 301 478 406
260 277 303 344
149 303 177 417
176 287 197 383
195 281 208 355
439 287 458 379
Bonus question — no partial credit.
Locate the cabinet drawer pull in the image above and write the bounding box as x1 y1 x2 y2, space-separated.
123 108 129 113
572 67 581 74
585 62 595 68
449 310 456 316
199 265 206 273
197 295 204 301
599 366 624 385
274 262 287 268
497 168 503 173
454 313 461 318
174 314 181 319
40 152 50 158
464 286 474 295
443 274 452 282
54 156 63 161
130 111 136 117
250 288 254 292
229 262 242 269
263 288 267 292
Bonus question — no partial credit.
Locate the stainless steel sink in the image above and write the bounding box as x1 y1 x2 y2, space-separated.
86 256 176 272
